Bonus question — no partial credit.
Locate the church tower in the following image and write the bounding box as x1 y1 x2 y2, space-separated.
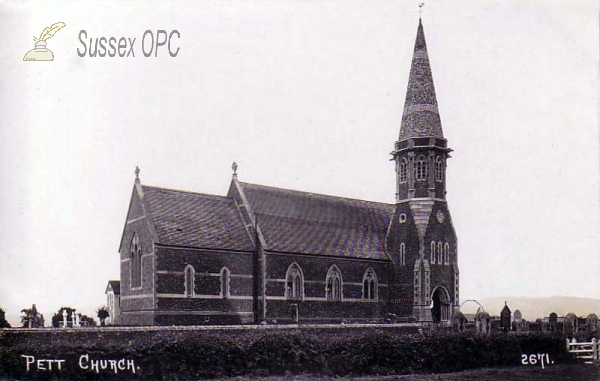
387 19 459 324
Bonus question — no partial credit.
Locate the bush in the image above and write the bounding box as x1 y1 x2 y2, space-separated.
0 328 572 379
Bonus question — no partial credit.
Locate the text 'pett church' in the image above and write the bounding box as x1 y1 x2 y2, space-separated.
109 19 460 326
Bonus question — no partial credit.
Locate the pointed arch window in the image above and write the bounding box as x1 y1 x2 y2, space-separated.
399 158 408 183
184 265 195 297
400 243 406 266
438 242 443 264
444 243 450 264
130 234 142 288
415 155 428 181
435 156 444 182
362 268 378 300
325 266 343 300
430 241 436 264
285 263 304 300
220 267 230 298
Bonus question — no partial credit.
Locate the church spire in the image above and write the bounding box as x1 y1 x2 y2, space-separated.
398 19 443 141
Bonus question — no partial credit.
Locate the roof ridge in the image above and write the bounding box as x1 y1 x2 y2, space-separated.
254 212 384 227
142 184 229 200
238 181 393 208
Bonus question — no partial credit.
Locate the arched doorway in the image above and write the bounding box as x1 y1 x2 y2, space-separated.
431 286 451 323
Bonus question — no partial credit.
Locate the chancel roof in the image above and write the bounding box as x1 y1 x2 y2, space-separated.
142 185 254 251
239 182 393 260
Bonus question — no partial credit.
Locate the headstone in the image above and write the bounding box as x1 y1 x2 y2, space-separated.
514 310 522 322
500 302 511 332
549 312 558 333
62 310 68 328
71 311 76 327
586 314 598 332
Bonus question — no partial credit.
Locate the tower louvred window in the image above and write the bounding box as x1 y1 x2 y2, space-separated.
431 241 436 264
415 156 427 180
399 158 408 183
435 156 444 181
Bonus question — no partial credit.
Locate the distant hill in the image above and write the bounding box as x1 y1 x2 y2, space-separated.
461 296 600 321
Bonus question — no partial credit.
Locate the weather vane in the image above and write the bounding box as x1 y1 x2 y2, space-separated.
419 2 425 17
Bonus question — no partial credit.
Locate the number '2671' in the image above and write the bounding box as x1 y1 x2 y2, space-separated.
521 353 553 369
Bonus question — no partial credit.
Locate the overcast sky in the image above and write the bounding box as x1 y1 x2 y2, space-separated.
0 0 598 326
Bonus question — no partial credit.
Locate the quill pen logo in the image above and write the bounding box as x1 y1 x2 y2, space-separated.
23 22 66 61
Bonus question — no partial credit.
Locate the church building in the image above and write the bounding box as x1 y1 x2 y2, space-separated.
113 19 459 326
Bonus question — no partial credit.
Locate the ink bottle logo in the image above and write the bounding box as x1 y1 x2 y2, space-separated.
23 22 66 61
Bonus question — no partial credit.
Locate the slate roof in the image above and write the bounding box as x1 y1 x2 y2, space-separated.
142 185 254 251
239 182 394 260
106 280 120 294
399 19 444 141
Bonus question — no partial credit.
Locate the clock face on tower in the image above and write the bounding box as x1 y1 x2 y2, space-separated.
436 210 445 224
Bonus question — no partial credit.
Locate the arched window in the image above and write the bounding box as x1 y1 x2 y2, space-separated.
415 155 428 181
362 268 378 300
130 234 142 288
430 241 436 264
444 243 450 264
220 267 230 298
399 158 408 183
435 156 444 182
400 243 406 266
184 265 195 297
438 242 443 264
325 265 343 300
285 263 304 300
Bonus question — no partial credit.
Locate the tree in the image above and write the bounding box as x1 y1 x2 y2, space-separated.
0 307 11 328
97 306 109 326
81 315 97 327
20 304 43 328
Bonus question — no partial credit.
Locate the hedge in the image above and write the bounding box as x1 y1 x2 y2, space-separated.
0 328 572 380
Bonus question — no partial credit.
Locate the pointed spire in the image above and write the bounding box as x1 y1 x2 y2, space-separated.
398 19 444 141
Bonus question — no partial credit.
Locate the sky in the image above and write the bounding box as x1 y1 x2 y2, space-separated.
0 0 598 326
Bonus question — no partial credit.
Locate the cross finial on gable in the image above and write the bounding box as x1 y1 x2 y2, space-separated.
135 166 140 182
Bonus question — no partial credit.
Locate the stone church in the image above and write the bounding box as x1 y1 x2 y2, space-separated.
112 19 459 326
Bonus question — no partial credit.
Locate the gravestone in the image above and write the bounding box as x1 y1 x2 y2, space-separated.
549 312 558 333
513 309 522 332
514 309 522 322
500 302 511 333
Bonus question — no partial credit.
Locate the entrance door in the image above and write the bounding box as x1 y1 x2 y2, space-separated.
431 287 450 323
